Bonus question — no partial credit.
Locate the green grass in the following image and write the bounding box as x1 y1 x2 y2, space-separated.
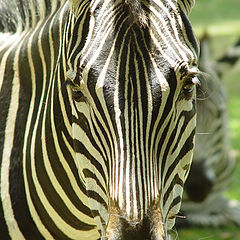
190 0 240 58
173 226 240 240
224 65 240 201
175 1 240 239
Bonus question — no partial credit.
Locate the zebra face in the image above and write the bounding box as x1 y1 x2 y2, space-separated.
67 0 199 239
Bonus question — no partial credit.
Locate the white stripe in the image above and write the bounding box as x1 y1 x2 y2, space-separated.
40 18 96 222
0 35 25 240
113 24 131 205
124 43 131 216
152 0 195 60
25 19 97 238
79 4 119 68
73 122 108 188
23 18 55 240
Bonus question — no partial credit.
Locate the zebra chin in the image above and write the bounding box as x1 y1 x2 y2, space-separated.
105 201 167 240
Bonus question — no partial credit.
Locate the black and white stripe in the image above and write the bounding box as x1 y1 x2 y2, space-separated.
0 0 199 239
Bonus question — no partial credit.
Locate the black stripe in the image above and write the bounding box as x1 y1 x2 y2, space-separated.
166 195 182 218
87 191 108 211
155 69 177 170
91 111 110 171
8 34 43 239
0 57 14 240
72 109 109 183
179 8 199 58
164 128 195 186
26 148 71 239
0 48 15 240
69 2 90 66
73 139 107 185
0 51 15 158
83 169 107 196
171 109 196 154
43 100 94 223
163 174 183 206
157 117 172 176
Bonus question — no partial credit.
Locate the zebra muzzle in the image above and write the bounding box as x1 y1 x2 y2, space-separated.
105 201 166 240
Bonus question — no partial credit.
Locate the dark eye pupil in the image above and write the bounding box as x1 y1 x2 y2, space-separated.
182 80 195 99
72 90 84 102
184 85 194 93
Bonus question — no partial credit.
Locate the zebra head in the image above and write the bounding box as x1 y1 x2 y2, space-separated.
66 0 199 239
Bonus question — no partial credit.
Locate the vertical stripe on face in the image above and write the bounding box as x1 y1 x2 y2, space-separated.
68 0 198 234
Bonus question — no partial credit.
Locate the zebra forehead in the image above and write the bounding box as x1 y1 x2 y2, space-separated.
68 0 195 18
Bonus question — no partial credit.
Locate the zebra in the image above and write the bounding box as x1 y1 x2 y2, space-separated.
218 37 240 74
0 0 199 239
179 33 240 227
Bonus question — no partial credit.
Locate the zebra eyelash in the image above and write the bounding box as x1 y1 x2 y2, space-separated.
181 71 202 100
182 78 196 99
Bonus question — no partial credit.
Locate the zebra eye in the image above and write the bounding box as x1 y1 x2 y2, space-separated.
65 79 86 102
182 79 195 99
71 89 85 102
183 81 194 93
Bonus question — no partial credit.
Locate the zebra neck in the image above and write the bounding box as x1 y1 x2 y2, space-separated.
0 0 64 33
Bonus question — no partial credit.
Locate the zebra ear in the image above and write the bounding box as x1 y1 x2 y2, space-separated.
178 0 195 15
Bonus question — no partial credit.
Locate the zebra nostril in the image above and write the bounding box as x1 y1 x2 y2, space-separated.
106 198 167 240
106 219 149 240
106 214 166 240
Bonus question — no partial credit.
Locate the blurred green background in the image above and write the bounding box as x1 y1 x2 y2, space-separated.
175 0 240 239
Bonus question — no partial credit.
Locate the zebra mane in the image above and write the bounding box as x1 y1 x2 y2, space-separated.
124 0 195 26
0 0 195 33
0 1 18 33
0 0 61 33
